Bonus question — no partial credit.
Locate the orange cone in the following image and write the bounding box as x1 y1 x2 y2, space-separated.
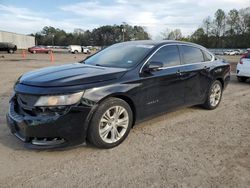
22 50 26 59
50 51 54 63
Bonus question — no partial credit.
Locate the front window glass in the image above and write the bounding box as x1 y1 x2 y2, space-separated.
84 43 154 68
149 45 181 67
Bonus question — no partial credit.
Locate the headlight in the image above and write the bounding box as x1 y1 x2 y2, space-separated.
34 92 84 107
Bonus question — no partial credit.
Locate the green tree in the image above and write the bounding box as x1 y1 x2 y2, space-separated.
160 28 182 40
227 9 240 35
191 28 207 46
212 9 226 48
203 16 212 36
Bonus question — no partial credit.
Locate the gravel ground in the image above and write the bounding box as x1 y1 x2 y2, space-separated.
0 53 249 188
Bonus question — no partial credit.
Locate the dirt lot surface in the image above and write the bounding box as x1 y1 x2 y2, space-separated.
0 54 249 188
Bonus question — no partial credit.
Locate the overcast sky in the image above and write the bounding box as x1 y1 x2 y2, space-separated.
0 0 249 38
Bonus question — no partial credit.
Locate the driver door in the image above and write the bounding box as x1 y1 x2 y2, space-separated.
136 45 185 119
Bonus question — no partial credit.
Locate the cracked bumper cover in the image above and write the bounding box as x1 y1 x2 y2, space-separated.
6 100 92 149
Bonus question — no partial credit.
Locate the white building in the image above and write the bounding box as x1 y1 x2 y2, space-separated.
0 30 35 49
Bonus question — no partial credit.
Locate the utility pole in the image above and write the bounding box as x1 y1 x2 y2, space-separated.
121 22 126 42
51 34 54 46
122 28 125 41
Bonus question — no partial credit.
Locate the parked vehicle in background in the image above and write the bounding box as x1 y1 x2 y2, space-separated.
237 52 250 82
86 46 93 50
68 45 91 54
235 49 244 55
224 50 232 55
0 42 17 53
224 50 239 56
68 45 82 54
6 40 230 149
28 46 52 54
82 46 91 54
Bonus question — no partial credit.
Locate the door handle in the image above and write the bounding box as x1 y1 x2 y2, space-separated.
176 70 182 76
176 70 188 75
203 66 210 71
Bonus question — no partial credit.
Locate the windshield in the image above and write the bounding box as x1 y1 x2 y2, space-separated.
83 43 154 68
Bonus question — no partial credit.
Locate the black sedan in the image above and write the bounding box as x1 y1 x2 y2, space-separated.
6 41 230 149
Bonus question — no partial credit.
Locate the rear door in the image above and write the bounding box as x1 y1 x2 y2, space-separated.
179 45 212 105
137 45 185 119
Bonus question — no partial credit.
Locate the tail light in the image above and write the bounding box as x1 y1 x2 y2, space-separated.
241 53 247 59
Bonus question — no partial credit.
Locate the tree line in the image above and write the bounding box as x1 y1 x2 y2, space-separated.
31 7 250 48
161 7 250 48
31 23 150 47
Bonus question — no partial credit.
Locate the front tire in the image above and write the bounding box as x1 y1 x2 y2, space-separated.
203 80 222 110
8 49 14 54
87 98 133 149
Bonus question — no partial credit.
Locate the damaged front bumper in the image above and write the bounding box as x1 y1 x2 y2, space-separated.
6 95 92 149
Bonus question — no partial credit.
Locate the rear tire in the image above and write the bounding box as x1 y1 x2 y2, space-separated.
202 80 222 110
74 50 78 54
32 50 36 54
237 76 247 82
87 97 133 149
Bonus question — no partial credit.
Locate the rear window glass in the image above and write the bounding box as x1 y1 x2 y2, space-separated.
182 46 204 64
203 51 213 61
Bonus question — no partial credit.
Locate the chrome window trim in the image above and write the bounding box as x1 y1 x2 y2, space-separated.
179 44 215 62
139 43 175 73
139 43 215 73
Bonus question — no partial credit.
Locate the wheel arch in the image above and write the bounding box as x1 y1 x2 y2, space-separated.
84 93 137 145
112 94 136 127
96 93 136 127
216 77 224 89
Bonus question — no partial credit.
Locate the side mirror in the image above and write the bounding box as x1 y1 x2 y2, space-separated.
145 61 163 72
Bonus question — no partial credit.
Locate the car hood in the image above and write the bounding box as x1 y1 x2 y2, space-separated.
19 63 127 87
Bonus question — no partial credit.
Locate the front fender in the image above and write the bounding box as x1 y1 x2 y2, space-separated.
81 83 140 137
83 83 141 104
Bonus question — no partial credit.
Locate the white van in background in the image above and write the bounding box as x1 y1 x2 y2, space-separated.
82 46 91 54
68 45 90 54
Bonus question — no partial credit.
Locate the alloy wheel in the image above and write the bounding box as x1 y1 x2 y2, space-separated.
209 83 221 107
99 106 129 144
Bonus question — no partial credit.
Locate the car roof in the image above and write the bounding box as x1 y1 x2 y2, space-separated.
120 40 208 51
